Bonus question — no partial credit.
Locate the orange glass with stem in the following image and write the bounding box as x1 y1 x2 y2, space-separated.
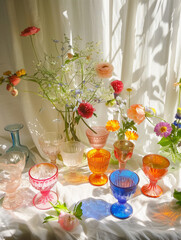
141 154 170 198
114 140 134 169
87 149 111 186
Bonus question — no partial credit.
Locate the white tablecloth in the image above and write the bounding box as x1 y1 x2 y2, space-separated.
0 148 181 240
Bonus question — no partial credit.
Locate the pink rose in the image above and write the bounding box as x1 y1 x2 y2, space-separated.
58 211 79 231
127 104 145 125
20 26 40 37
9 75 21 86
95 62 114 78
111 80 124 94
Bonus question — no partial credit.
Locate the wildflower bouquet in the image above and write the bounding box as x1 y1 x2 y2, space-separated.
0 26 115 141
106 84 139 141
127 85 181 164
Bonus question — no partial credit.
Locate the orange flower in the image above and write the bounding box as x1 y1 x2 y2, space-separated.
16 69 26 77
125 131 138 140
67 53 73 59
106 120 120 132
127 104 145 125
95 62 114 78
3 71 11 76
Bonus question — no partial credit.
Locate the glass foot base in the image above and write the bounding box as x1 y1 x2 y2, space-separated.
110 202 133 219
89 173 108 186
141 184 163 198
33 191 58 210
2 194 23 210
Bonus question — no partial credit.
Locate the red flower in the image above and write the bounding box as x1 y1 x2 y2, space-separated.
77 102 95 119
9 75 21 86
111 80 124 94
20 26 40 37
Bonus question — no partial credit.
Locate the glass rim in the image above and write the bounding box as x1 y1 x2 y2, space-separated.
109 169 140 189
142 154 170 169
29 162 58 181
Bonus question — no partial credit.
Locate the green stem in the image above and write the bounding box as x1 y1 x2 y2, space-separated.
178 86 181 108
30 35 39 62
80 118 97 134
65 107 70 141
146 117 155 126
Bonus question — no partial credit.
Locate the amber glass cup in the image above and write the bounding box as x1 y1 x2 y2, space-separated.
87 149 111 186
114 140 134 169
141 154 170 198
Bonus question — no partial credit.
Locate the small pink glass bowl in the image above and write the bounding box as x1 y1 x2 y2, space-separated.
29 163 58 210
86 126 109 149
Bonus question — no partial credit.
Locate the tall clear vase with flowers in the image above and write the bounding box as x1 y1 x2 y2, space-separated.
0 27 115 142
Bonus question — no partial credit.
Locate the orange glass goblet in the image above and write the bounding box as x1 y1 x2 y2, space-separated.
141 154 170 198
86 126 109 149
113 140 134 169
87 149 110 186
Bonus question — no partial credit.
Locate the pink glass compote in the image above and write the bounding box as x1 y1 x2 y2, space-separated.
39 132 63 165
0 151 25 210
86 126 109 149
29 163 58 210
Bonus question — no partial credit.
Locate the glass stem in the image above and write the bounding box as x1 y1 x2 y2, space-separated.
11 131 20 146
119 161 126 169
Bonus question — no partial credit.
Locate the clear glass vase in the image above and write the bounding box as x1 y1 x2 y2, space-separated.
4 123 31 163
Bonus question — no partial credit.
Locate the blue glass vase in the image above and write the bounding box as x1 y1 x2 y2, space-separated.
4 124 30 163
109 169 139 219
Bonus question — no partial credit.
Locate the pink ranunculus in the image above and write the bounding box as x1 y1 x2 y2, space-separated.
20 26 40 37
9 75 21 86
58 211 79 231
111 80 124 94
95 62 114 78
77 102 95 119
127 104 145 125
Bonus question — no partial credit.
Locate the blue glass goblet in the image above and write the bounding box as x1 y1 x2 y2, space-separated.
109 169 139 219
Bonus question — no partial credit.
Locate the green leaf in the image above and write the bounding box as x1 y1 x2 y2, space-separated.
50 201 70 215
158 137 171 146
73 202 83 220
173 189 181 201
93 113 97 117
43 216 58 223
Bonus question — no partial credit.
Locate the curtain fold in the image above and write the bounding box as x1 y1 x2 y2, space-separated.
0 0 181 156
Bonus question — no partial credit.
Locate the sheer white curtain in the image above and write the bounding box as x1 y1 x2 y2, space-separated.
0 0 181 156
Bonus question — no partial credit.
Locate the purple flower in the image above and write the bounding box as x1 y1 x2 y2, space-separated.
154 122 172 137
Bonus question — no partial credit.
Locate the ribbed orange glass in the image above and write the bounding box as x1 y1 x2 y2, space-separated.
141 154 170 198
87 149 110 186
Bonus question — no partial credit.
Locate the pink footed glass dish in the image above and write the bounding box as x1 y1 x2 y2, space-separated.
29 163 58 210
86 126 109 149
0 151 25 210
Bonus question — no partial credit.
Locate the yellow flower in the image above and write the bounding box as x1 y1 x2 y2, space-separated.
145 107 156 117
125 131 138 140
16 69 26 77
126 88 132 92
3 71 11 76
106 120 120 132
